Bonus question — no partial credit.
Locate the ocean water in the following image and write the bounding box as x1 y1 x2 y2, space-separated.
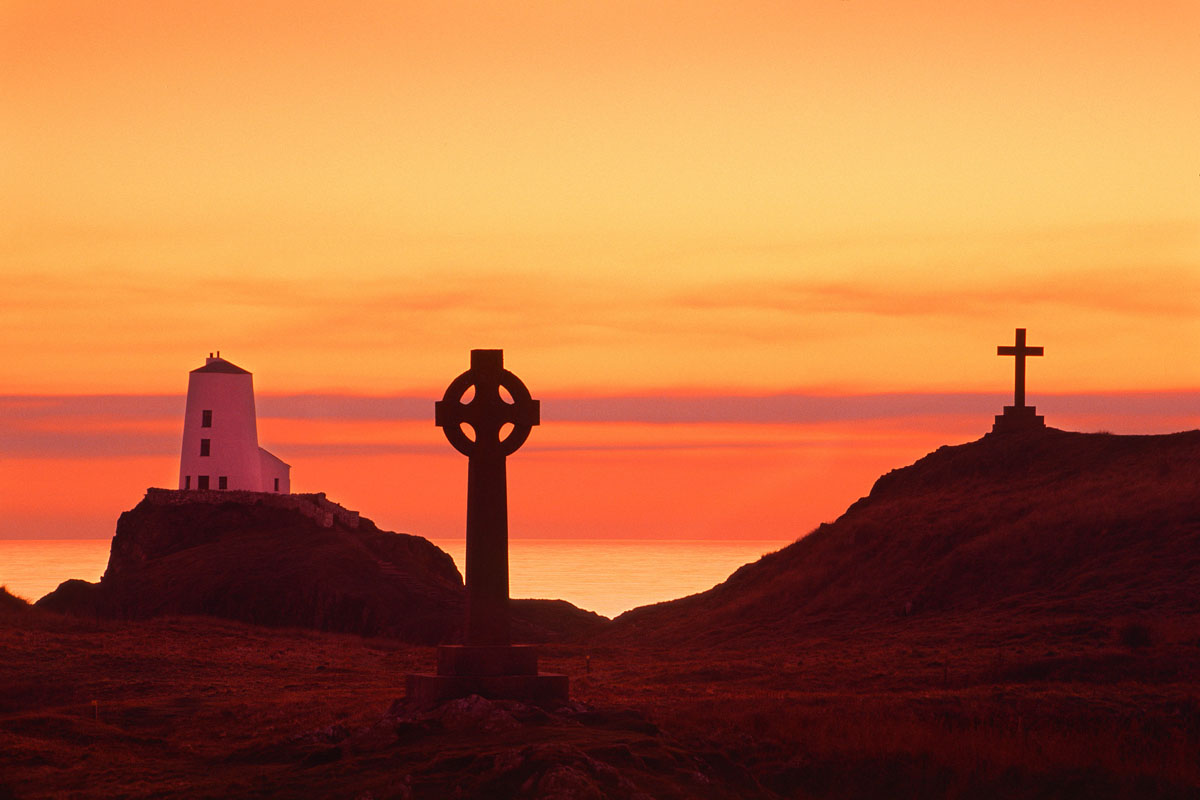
1 539 112 604
0 538 790 618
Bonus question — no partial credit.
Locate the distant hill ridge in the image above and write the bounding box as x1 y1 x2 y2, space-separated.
614 428 1200 644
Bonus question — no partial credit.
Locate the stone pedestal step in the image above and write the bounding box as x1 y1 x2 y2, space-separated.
993 405 1045 434
437 644 539 676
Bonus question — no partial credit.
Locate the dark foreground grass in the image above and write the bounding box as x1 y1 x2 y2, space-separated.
648 689 1200 800
564 614 1200 800
3 608 1199 799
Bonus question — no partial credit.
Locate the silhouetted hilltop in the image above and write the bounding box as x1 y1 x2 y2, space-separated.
0 586 31 614
615 428 1200 644
37 490 606 643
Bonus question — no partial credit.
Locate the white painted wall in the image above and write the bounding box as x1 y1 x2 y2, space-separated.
178 356 264 491
259 447 291 494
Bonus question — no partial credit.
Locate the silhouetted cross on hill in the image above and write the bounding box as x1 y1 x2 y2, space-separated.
997 327 1043 409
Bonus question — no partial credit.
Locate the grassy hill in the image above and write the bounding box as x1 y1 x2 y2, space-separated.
615 428 1200 645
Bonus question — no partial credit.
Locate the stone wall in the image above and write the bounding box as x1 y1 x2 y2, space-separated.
143 487 360 529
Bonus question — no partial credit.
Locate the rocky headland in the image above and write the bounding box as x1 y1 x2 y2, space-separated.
36 489 606 644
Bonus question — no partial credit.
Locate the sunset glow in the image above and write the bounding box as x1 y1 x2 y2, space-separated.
3 1 1198 541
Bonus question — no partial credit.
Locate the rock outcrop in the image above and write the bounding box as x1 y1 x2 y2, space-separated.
37 491 607 643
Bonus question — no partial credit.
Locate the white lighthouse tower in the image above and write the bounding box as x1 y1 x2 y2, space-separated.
178 353 290 493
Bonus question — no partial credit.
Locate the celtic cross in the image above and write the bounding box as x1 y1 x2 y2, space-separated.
435 349 540 646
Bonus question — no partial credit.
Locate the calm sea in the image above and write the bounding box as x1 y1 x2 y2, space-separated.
0 538 790 619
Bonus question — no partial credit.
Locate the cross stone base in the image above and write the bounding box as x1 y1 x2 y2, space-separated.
405 645 569 708
992 405 1045 434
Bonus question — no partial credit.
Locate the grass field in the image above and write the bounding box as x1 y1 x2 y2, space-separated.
3 598 1197 799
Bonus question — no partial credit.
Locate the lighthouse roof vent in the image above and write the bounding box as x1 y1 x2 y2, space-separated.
192 355 251 375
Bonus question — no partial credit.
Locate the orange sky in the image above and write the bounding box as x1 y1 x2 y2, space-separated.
2 1 1198 542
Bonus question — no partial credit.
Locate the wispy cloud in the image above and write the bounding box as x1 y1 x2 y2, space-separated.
544 393 1003 423
2 391 1195 458
0 395 184 419
5 219 1197 388
0 429 180 459
7 390 1199 424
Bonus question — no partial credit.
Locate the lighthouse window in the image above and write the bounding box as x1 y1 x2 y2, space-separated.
274 477 280 492
218 476 228 490
200 439 211 457
201 410 212 427
197 475 209 490
184 476 191 490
